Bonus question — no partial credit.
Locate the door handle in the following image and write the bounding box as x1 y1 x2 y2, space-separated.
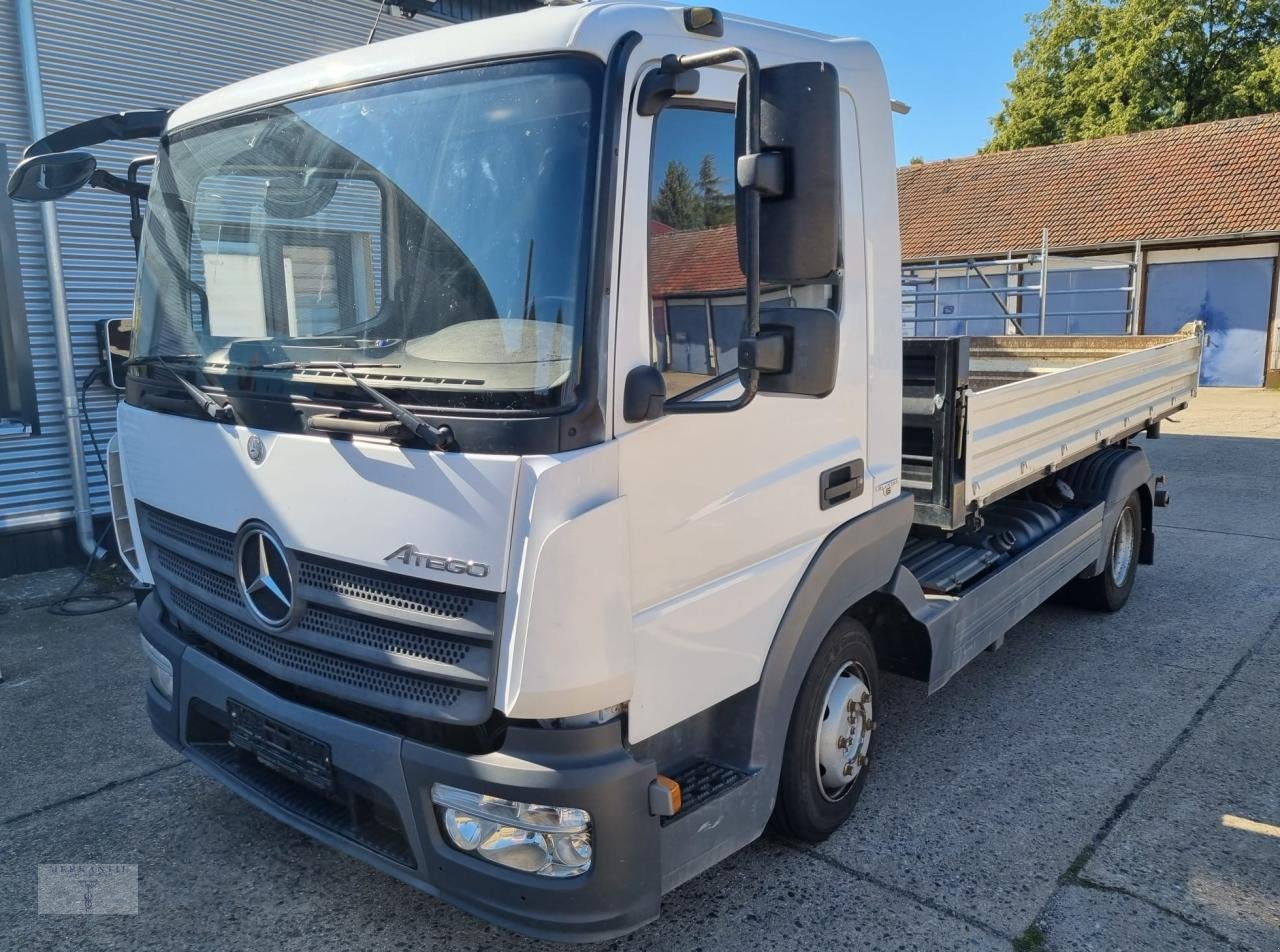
819 460 864 510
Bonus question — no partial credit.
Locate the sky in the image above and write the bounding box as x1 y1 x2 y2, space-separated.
725 1 1041 164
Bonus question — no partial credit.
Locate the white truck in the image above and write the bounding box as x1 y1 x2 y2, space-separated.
8 1 1202 940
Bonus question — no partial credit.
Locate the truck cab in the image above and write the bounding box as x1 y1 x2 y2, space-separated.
5 0 1198 941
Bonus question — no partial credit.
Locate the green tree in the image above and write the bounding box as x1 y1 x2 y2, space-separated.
696 153 735 227
652 160 702 229
986 0 1280 152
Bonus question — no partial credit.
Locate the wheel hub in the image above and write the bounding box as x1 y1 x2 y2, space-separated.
1110 506 1136 585
814 662 873 801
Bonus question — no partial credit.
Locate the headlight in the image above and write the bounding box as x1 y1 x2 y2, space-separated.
431 784 592 878
139 634 173 699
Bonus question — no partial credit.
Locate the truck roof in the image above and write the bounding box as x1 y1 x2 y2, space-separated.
167 0 874 132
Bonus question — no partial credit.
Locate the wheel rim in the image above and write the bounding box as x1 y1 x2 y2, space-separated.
813 661 873 802
1110 506 1136 586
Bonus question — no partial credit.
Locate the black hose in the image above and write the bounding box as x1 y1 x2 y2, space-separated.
48 366 130 617
47 521 131 617
79 365 109 484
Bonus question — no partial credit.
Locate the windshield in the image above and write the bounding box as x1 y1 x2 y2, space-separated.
132 56 602 411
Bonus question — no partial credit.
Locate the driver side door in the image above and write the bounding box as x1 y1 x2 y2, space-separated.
612 58 871 742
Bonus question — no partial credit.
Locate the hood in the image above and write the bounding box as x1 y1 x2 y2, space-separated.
116 403 518 594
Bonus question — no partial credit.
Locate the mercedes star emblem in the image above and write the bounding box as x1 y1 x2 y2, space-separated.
246 434 265 463
234 523 296 630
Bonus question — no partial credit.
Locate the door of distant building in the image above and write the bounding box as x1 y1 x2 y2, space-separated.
1143 244 1278 387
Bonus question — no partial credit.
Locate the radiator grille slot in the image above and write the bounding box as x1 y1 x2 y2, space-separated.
155 546 241 605
298 559 476 620
300 607 473 668
144 506 235 563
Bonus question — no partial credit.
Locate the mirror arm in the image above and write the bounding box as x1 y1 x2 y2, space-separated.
127 156 155 256
637 55 701 116
22 109 171 159
662 46 765 416
88 168 149 200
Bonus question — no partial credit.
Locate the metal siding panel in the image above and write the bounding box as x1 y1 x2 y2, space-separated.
0 0 438 532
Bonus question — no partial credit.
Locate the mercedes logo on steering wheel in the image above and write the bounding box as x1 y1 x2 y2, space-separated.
234 522 299 630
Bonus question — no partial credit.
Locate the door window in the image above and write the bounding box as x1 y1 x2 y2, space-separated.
647 106 743 396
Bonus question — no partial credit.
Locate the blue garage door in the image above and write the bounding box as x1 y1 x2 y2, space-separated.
1144 257 1275 387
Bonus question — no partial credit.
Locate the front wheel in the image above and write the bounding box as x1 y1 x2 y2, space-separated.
771 617 879 842
1067 490 1141 612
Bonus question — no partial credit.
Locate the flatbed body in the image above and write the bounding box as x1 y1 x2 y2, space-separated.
904 324 1203 529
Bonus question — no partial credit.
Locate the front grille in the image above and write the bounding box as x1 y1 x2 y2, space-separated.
170 590 473 714
137 503 499 725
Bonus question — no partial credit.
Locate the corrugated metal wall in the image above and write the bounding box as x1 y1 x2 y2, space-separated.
0 0 444 538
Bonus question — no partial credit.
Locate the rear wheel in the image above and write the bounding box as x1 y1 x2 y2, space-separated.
1068 490 1141 612
771 617 879 842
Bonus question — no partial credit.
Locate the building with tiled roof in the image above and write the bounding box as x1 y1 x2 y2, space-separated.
897 113 1280 260
895 115 1280 388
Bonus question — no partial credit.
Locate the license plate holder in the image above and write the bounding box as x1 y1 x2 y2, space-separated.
228 700 334 793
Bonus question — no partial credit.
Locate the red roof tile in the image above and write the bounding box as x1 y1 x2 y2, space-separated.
648 224 743 298
898 113 1280 260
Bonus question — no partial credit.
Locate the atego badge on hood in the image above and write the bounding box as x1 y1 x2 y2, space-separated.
384 544 490 579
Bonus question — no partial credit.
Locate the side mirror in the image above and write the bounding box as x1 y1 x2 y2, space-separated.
648 49 840 417
735 62 841 283
623 365 667 422
6 151 98 202
97 317 134 391
746 308 839 397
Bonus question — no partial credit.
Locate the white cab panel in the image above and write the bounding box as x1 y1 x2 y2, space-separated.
628 537 820 741
497 441 623 717
505 496 633 719
116 403 519 593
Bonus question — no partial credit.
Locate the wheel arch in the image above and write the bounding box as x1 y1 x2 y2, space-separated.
1059 445 1155 577
747 492 914 770
848 589 933 683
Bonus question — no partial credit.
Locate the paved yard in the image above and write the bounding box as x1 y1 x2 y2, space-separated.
1 388 1277 951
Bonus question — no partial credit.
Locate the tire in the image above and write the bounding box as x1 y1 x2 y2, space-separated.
771 617 879 842
1068 490 1141 612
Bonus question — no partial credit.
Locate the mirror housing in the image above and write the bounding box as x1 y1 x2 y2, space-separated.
623 365 667 422
736 62 841 283
96 317 134 391
7 151 98 202
749 307 839 397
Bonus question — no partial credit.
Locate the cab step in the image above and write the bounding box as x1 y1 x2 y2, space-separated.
661 760 750 826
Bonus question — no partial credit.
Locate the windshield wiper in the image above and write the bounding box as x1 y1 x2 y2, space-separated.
136 356 235 423
262 360 402 371
125 354 204 366
277 361 454 450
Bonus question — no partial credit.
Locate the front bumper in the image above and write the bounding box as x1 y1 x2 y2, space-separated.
140 595 661 941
